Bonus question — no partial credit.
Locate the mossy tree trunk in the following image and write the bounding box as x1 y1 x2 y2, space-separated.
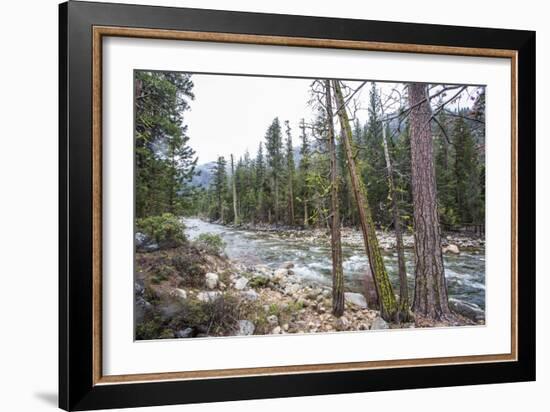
325 80 345 317
332 80 398 321
408 83 452 320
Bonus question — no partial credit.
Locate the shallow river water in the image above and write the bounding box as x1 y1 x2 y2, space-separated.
184 218 486 311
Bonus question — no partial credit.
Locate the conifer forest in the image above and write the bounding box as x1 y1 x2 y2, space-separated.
134 71 486 340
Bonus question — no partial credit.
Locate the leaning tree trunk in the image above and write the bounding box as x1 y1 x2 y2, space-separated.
325 80 345 317
381 114 412 322
408 83 452 320
332 80 398 321
231 154 239 225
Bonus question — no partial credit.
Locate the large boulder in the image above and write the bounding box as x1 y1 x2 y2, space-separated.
237 320 255 336
344 292 368 309
449 298 485 322
205 273 219 290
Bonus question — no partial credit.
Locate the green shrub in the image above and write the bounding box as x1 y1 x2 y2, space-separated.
248 275 269 288
194 233 226 256
135 316 163 340
136 213 186 249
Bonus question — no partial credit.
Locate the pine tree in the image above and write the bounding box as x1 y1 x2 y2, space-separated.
408 82 452 320
298 119 311 227
212 156 227 222
265 118 284 223
362 83 390 226
453 116 483 225
135 71 196 218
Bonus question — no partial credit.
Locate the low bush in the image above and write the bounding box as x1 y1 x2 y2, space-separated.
194 233 226 256
136 213 187 249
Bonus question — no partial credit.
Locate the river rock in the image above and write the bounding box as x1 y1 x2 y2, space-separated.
234 277 249 290
443 244 460 254
283 283 301 296
134 281 144 296
267 315 279 327
345 292 368 309
205 272 219 289
175 327 194 338
335 316 350 331
273 268 288 283
297 297 309 307
197 291 222 302
280 261 295 269
271 326 282 334
241 290 259 301
135 232 161 252
255 265 271 276
176 288 187 299
371 317 389 330
237 320 255 336
449 298 485 322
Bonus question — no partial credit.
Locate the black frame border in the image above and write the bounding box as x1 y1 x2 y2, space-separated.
59 1 535 410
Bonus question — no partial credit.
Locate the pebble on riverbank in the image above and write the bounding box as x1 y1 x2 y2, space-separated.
135 240 480 341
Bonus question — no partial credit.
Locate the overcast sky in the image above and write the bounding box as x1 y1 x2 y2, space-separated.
184 74 479 164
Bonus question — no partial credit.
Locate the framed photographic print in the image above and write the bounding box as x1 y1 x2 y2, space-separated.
59 1 535 410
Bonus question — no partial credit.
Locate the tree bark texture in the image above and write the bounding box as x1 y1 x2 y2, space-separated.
408 83 452 320
333 80 398 321
325 81 345 317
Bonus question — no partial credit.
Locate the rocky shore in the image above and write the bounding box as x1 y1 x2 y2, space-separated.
223 221 485 253
135 235 478 340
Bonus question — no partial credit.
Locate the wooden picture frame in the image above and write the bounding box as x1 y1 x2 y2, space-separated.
59 1 535 410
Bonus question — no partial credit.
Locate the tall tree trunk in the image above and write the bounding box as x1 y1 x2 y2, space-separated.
381 113 411 321
288 174 295 226
274 178 279 224
325 81 345 317
408 83 452 320
231 154 239 225
332 80 398 321
304 200 309 228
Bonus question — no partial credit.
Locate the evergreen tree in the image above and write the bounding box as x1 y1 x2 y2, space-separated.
362 83 390 226
211 156 227 222
265 118 284 223
298 119 312 227
135 71 196 218
453 116 483 225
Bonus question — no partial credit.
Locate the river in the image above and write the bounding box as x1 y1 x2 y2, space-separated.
184 218 486 311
